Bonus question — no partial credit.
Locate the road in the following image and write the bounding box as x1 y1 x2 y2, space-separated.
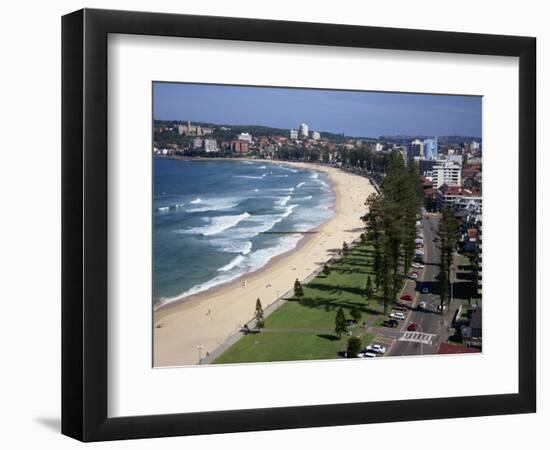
387 210 448 356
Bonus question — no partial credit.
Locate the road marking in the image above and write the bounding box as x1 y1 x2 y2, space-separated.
398 332 436 344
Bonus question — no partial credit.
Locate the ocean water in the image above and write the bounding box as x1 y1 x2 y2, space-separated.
153 158 334 307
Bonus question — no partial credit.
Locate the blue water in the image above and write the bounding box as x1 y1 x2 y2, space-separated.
153 158 334 306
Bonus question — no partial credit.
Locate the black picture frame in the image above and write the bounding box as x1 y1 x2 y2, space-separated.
62 8 536 442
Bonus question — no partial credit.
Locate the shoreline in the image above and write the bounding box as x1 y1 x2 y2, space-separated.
153 158 330 313
154 160 376 367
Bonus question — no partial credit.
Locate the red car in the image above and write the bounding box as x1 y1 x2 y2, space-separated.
400 294 413 301
407 322 418 331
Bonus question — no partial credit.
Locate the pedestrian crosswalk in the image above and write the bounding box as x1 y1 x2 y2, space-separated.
398 331 435 344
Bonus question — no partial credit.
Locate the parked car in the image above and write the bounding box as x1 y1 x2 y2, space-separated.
400 294 413 301
366 344 387 354
408 272 419 279
390 311 406 320
407 322 418 331
418 301 427 310
362 351 377 358
382 319 399 328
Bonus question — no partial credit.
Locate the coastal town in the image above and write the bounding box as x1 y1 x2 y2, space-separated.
154 118 482 363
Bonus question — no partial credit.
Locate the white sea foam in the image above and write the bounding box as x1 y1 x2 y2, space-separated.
217 239 253 255
278 165 299 173
217 254 245 272
246 234 304 272
254 189 259 192
296 195 313 201
296 182 306 189
185 198 239 213
190 198 202 204
159 271 244 304
157 203 185 213
184 212 250 236
224 205 297 240
275 195 292 206
236 175 264 179
159 234 304 305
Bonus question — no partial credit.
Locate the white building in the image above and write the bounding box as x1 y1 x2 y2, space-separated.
203 139 218 152
237 132 252 142
311 131 320 140
447 154 463 165
432 161 462 188
192 137 203 149
299 123 309 138
289 129 298 140
375 142 384 152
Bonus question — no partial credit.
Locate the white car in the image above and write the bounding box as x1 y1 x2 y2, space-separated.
390 311 406 320
418 301 427 310
415 238 424 244
366 344 387 354
362 351 377 358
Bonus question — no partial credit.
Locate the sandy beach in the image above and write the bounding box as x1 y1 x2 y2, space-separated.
153 161 376 367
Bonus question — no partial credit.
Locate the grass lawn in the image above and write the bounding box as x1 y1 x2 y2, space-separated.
212 241 384 364
213 332 375 364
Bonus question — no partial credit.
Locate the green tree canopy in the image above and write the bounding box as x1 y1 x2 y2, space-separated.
254 298 265 329
346 336 362 358
334 307 347 339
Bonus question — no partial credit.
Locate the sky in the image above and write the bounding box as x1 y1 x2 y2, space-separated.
153 82 482 138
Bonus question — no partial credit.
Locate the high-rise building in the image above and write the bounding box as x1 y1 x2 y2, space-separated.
232 141 249 154
299 123 309 138
290 129 298 140
202 139 218 152
432 161 462 188
423 137 438 160
407 139 424 162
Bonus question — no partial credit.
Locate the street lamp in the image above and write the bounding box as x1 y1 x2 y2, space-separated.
196 344 204 364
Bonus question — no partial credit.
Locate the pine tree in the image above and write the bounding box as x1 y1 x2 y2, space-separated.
346 336 362 358
322 263 331 276
437 204 459 311
365 275 373 301
350 306 362 323
342 241 349 255
334 307 347 339
294 279 304 298
254 298 265 329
